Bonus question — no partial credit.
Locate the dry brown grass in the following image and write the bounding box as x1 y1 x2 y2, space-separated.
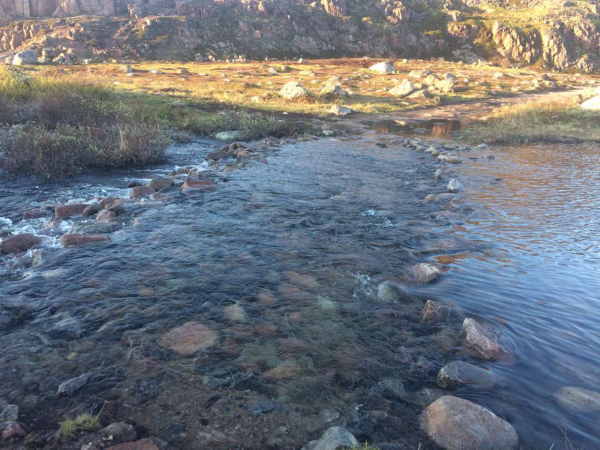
461 98 600 144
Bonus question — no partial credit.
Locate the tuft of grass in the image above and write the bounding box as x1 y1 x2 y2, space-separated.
55 414 100 439
352 444 381 450
461 99 600 144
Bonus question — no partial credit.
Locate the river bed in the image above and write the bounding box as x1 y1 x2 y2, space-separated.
0 131 599 449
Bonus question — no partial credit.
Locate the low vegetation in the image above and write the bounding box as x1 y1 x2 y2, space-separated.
0 67 297 178
55 414 100 439
461 99 600 144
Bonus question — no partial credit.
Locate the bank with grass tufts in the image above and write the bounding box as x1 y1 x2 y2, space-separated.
0 67 298 178
461 98 600 145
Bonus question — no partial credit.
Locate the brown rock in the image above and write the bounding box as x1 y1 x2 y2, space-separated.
55 203 88 219
23 208 46 219
265 359 301 379
152 193 174 201
284 271 319 291
0 233 42 255
181 180 215 191
82 204 100 217
147 178 174 191
407 263 441 284
61 234 109 247
130 186 155 198
157 322 219 356
206 151 229 161
256 289 277 305
97 210 117 222
109 439 159 450
99 197 119 209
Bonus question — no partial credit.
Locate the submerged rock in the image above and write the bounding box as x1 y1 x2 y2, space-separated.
437 361 504 389
421 396 518 450
407 263 441 284
0 233 42 255
223 303 247 322
554 386 600 413
463 318 507 361
158 322 219 356
377 281 405 302
61 234 109 247
301 426 359 450
422 300 450 324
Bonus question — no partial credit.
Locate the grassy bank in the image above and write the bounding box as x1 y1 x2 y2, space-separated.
0 67 297 178
461 99 600 144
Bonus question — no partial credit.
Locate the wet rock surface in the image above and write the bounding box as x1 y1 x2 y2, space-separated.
421 396 518 450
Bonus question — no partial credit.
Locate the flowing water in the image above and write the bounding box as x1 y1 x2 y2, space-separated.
0 132 599 449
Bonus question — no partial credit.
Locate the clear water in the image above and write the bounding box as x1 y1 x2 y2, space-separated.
0 135 599 449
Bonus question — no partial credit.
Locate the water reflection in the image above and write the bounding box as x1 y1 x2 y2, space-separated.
368 119 462 138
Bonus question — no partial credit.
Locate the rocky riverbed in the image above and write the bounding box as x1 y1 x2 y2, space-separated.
1 126 599 450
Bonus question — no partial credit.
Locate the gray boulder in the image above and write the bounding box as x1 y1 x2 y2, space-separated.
302 426 359 450
554 386 600 413
13 49 37 65
280 81 311 99
330 105 351 116
437 361 504 389
421 396 518 450
389 80 415 98
57 372 93 396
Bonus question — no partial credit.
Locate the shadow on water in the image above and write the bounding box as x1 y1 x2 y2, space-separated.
367 119 462 138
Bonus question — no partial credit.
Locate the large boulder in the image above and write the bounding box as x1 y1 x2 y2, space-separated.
463 318 507 361
554 386 600 413
369 61 395 74
301 426 358 450
421 396 518 450
437 361 504 389
280 81 311 99
389 80 415 97
12 49 37 65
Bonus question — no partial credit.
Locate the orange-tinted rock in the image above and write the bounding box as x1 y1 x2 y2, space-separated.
152 193 174 201
130 186 155 198
0 233 42 255
55 203 88 219
256 322 278 336
61 234 109 247
181 180 215 191
278 283 313 303
157 322 219 356
284 271 320 291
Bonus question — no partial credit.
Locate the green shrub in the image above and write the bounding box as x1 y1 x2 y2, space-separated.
56 414 100 439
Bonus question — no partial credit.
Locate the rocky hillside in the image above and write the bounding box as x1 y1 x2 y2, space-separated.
1 0 600 71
